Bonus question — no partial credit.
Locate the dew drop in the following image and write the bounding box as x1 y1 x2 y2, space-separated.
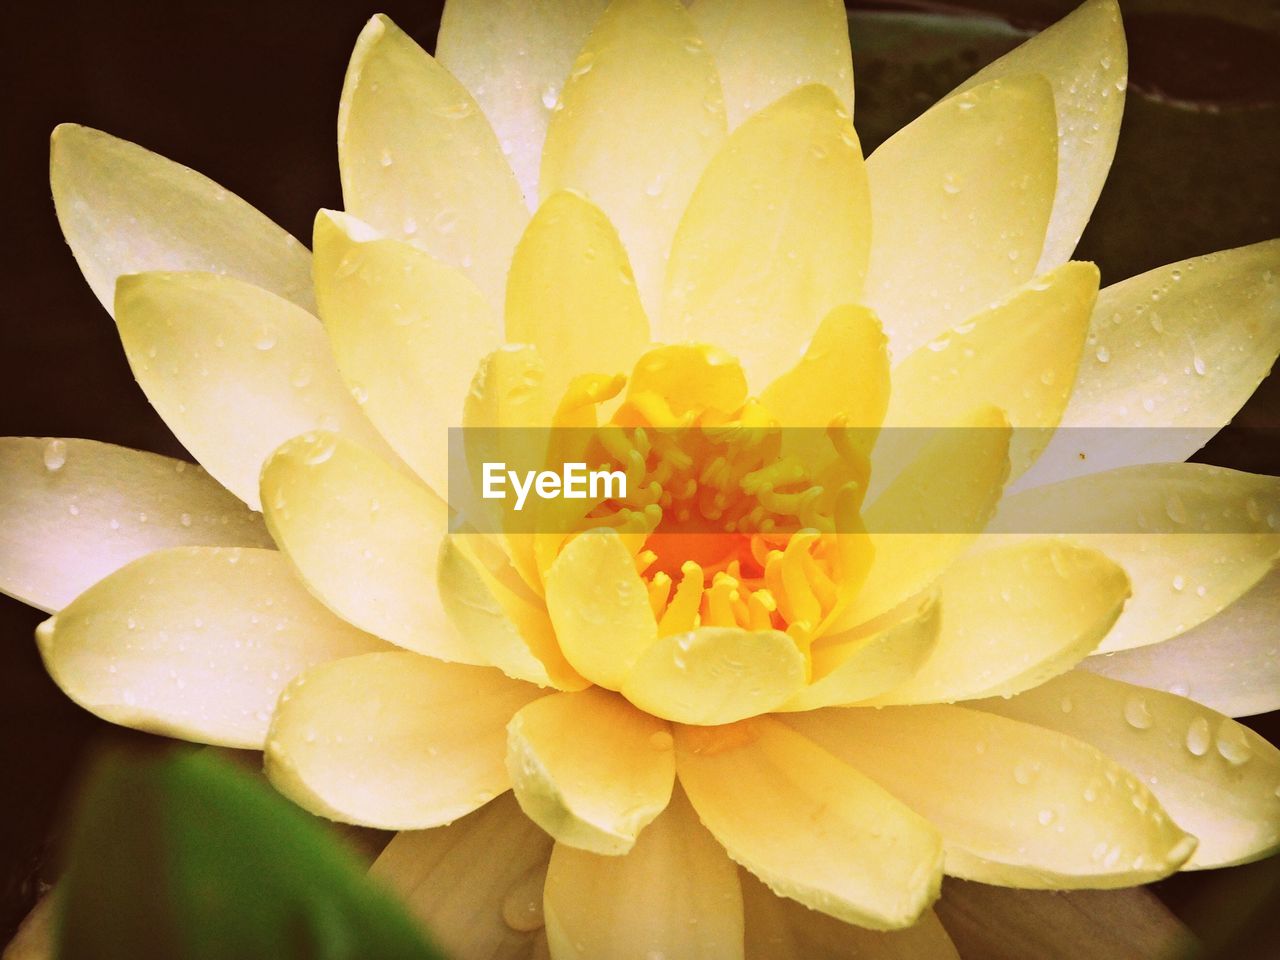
255 329 277 351
42 439 67 472
1095 345 1111 364
1037 808 1056 826
1215 720 1253 766
1185 716 1210 756
1124 695 1154 730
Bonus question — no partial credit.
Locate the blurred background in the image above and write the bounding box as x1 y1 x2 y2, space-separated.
0 0 1277 956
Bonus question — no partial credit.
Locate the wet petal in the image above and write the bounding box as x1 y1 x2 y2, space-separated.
676 717 943 929
662 85 870 387
0 438 270 613
507 689 674 855
688 0 853 128
976 671 1280 870
864 75 1058 359
50 125 313 316
788 705 1197 888
115 271 390 510
540 0 726 313
338 14 527 305
265 651 543 829
948 0 1127 270
37 547 386 749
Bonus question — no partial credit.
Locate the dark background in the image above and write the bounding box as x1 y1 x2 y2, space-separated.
0 0 1277 956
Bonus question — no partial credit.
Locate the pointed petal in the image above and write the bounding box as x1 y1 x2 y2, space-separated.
787 705 1197 888
50 125 313 316
676 717 943 930
313 210 501 496
265 651 542 829
864 75 1058 359
0 438 270 613
1082 568 1280 717
37 547 387 749
436 0 611 206
976 671 1280 870
114 271 390 510
338 15 527 306
507 689 674 855
543 789 744 960
688 0 853 129
990 463 1280 652
948 0 1127 270
540 0 727 313
662 84 870 387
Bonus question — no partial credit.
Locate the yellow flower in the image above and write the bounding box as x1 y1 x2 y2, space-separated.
3 0 1279 956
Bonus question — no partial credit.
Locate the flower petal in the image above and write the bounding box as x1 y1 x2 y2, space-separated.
505 191 651 405
864 75 1058 359
787 705 1197 888
1022 240 1280 488
676 717 943 930
369 792 554 958
543 529 657 690
662 84 870 387
975 671 1280 870
543 789 744 960
740 871 959 960
947 0 1127 271
265 651 542 829
0 438 271 613
621 627 806 725
688 0 853 129
37 547 386 749
435 0 610 206
338 14 527 306
259 431 479 664
49 125 313 316
1081 568 1280 717
312 210 501 496
114 271 390 510
540 0 726 313
867 540 1129 705
507 689 674 855
990 463 1280 652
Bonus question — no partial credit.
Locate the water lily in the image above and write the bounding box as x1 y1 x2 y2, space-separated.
3 0 1279 957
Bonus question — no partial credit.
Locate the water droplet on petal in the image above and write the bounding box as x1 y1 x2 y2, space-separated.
43 439 67 472
1185 716 1211 756
1124 695 1154 730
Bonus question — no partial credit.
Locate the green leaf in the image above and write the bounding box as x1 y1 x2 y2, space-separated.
55 747 443 960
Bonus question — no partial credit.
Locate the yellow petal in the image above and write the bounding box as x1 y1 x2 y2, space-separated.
740 871 960 960
338 14 527 306
265 651 543 829
1082 568 1280 718
676 717 943 930
259 431 479 663
49 125 313 316
312 210 501 496
662 85 870 387
621 627 805 725
787 705 1197 888
37 547 386 749
370 793 554 958
543 529 657 689
543 789 744 960
688 0 853 128
884 262 1100 479
507 689 674 855
436 0 611 205
1023 239 1280 487
975 671 1280 870
779 593 939 712
540 0 726 313
506 191 651 404
0 438 270 613
867 540 1129 705
864 75 1058 359
990 463 1280 652
948 0 1127 270
834 406 1010 631
627 344 747 418
114 271 391 510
